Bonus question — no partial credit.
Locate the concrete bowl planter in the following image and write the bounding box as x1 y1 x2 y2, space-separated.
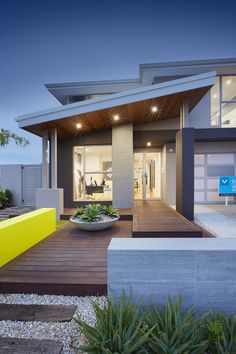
70 215 120 231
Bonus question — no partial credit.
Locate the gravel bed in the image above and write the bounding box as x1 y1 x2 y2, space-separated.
0 293 106 353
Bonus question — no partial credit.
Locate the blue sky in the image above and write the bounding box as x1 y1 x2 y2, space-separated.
1 0 236 164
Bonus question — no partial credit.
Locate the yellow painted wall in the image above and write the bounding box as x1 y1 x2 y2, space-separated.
0 208 56 267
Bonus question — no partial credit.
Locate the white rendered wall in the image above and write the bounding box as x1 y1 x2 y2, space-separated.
189 91 211 128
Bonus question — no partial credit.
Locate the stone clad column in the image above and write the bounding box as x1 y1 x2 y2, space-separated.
112 124 133 208
50 128 57 189
42 131 49 188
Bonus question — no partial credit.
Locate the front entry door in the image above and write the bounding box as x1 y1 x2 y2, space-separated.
134 152 161 200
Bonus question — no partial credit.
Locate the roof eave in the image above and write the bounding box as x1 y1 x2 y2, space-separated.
16 71 216 129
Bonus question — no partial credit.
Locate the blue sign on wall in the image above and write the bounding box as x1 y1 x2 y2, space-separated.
219 176 236 196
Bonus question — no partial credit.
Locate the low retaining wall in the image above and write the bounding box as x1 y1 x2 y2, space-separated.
0 208 56 267
108 238 236 314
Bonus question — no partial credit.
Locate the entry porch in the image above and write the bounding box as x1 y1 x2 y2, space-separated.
0 201 211 296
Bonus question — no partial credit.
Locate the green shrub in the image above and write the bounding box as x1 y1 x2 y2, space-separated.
73 207 84 217
145 297 208 354
102 205 119 218
80 204 103 222
201 311 236 353
73 293 151 353
0 188 12 208
73 204 119 222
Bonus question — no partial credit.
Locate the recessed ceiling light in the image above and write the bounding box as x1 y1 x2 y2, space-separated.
147 142 151 147
151 106 158 113
76 123 82 129
226 79 232 85
113 114 119 121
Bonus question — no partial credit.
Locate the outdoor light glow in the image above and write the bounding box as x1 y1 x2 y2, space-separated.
76 123 82 129
147 142 151 146
213 94 218 98
151 106 158 113
113 114 119 121
226 79 232 85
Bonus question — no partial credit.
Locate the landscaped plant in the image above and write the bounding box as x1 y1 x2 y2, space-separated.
0 188 13 208
80 204 103 223
74 206 84 217
73 203 119 223
201 311 236 353
73 292 236 354
102 205 119 218
144 296 208 354
73 293 151 353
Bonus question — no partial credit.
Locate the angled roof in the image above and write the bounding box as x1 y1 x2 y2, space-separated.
16 71 216 138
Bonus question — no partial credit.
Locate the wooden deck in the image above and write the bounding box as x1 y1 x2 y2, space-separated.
63 201 203 238
0 201 208 296
0 220 132 296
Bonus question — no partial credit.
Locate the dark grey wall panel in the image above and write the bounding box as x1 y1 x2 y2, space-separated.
176 128 194 220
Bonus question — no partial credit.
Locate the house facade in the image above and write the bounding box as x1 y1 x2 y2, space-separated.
16 59 236 220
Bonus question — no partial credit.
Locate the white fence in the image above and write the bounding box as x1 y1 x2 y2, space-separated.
0 164 42 206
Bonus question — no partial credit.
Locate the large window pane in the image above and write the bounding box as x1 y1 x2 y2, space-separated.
222 102 236 127
222 76 236 102
207 153 234 165
73 145 112 201
211 77 220 126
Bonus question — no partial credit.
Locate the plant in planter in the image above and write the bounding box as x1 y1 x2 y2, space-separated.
102 205 119 218
80 204 103 222
70 203 119 231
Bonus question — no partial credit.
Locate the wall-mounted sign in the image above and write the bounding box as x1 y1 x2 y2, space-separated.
218 176 236 196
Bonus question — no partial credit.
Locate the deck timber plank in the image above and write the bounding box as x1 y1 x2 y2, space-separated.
0 303 76 322
0 337 63 354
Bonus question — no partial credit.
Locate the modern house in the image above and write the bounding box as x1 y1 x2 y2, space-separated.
16 58 236 220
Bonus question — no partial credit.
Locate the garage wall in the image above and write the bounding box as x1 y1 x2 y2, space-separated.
194 142 236 203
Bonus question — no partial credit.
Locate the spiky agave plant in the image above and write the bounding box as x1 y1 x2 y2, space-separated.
73 207 84 218
80 204 103 223
201 311 236 353
73 293 151 353
145 296 208 354
102 205 119 218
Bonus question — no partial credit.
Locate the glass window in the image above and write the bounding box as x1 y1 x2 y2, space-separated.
194 166 205 178
222 76 236 102
222 102 236 127
207 153 234 165
194 179 204 189
211 77 220 126
207 165 234 177
194 154 204 165
194 191 205 202
207 178 218 189
73 145 112 201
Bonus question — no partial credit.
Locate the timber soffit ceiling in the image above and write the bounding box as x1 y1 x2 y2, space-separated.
16 72 216 139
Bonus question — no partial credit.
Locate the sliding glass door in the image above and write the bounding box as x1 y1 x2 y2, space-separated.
134 152 161 200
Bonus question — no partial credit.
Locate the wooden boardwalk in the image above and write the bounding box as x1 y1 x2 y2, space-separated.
0 202 206 296
63 201 203 238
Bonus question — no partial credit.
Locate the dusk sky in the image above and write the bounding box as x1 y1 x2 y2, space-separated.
1 0 236 164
